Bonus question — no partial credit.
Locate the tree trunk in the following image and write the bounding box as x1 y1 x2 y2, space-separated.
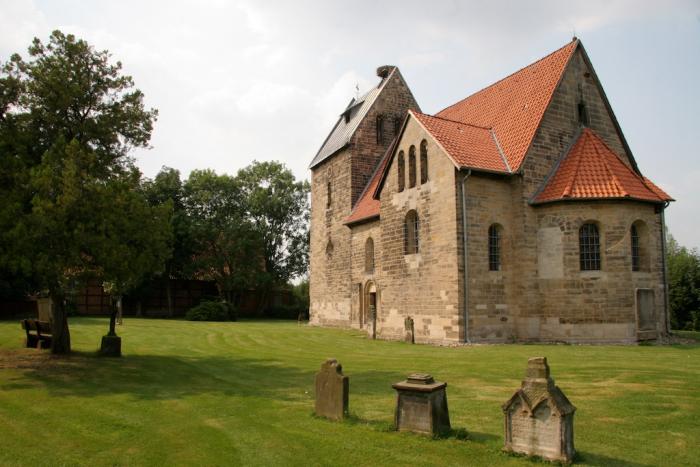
108 297 118 336
49 290 71 354
165 275 174 318
257 289 269 316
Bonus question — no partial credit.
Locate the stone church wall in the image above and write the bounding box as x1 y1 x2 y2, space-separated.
350 69 420 205
529 202 666 342
377 117 461 343
309 151 353 326
512 47 667 342
464 174 518 342
310 67 418 329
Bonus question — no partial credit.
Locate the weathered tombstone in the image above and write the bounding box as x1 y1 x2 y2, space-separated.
404 316 415 344
314 359 349 421
36 297 52 322
502 357 575 463
393 373 450 435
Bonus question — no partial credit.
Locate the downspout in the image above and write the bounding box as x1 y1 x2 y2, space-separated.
660 202 671 336
460 169 472 343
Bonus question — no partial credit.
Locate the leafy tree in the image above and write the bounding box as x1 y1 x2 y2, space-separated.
0 31 161 353
183 169 260 303
142 167 196 317
667 234 700 330
237 161 310 309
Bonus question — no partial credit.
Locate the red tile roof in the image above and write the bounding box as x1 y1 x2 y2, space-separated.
437 40 578 172
412 111 509 173
533 128 673 204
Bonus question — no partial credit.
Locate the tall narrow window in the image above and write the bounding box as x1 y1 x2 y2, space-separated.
397 151 405 192
579 223 601 270
631 224 640 271
420 139 428 184
394 116 402 135
577 100 589 126
376 114 384 145
488 224 501 271
365 237 375 273
404 210 419 255
408 145 417 188
326 181 332 208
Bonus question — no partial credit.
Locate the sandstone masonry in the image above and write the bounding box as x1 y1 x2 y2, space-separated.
309 41 672 344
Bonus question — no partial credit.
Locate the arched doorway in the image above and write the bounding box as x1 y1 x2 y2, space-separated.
363 281 378 339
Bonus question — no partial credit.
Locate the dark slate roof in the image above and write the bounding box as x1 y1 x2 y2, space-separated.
309 68 396 169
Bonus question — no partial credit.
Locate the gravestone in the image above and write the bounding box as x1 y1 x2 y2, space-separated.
392 373 450 435
502 357 575 463
314 359 348 421
404 316 415 344
36 297 52 322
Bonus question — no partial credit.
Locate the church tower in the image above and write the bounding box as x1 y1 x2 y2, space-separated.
308 66 419 326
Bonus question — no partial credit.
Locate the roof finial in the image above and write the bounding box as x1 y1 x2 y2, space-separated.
572 27 577 42
355 82 359 100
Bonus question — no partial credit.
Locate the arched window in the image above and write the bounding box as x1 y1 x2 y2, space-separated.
365 237 374 273
420 139 428 184
376 114 384 145
631 224 640 271
579 223 600 270
408 145 417 188
404 210 419 255
397 151 405 192
326 181 332 208
488 224 501 271
631 221 648 272
326 238 334 258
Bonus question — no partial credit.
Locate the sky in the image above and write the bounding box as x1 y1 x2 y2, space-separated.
1 0 699 249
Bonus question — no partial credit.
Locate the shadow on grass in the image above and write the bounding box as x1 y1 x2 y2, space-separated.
0 349 406 404
574 451 654 467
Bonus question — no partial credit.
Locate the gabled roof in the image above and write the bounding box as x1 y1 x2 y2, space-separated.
309 68 396 169
532 128 673 205
412 111 510 173
437 39 578 172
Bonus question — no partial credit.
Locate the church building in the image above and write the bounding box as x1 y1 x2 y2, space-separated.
308 39 673 344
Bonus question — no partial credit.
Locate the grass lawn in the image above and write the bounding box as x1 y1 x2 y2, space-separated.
0 318 698 466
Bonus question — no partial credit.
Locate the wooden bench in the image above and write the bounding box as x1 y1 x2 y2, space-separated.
20 319 52 349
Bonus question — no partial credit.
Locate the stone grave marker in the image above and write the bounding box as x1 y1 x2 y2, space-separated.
404 316 415 344
314 359 348 421
502 357 575 463
392 373 450 435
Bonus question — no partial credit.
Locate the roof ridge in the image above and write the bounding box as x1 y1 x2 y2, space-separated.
490 129 512 173
310 66 398 169
413 110 493 131
437 39 579 116
591 131 628 197
563 131 585 197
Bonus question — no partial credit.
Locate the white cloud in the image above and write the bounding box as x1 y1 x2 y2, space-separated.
1 0 699 248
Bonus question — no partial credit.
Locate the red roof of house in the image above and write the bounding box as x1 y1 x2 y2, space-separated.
533 128 673 204
412 111 509 173
437 40 578 172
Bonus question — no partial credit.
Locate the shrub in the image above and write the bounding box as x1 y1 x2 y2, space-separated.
185 301 237 322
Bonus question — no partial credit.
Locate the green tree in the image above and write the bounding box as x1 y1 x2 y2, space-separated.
237 161 310 309
183 169 259 303
142 167 196 317
667 234 700 330
0 31 161 353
